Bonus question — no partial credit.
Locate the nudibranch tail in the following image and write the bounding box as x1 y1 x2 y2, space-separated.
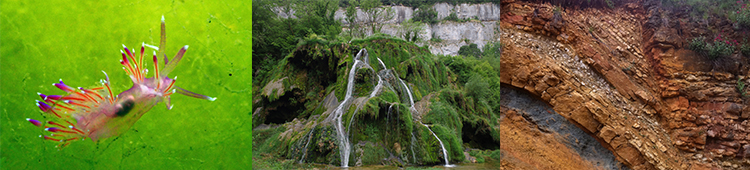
175 87 217 101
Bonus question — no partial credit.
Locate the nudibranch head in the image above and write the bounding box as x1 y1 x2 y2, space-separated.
28 16 215 149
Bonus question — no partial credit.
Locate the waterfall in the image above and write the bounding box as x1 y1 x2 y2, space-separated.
377 57 387 70
299 127 316 163
331 52 363 168
421 123 454 167
370 75 383 98
399 79 415 107
397 71 453 167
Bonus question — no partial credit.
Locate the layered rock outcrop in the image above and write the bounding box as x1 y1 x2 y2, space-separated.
501 0 750 169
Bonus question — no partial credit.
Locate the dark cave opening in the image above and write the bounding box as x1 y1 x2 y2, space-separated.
264 89 305 124
461 121 499 150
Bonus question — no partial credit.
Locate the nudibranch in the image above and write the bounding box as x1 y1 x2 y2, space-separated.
27 16 216 149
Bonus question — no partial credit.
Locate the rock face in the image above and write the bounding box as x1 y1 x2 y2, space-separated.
501 0 750 169
333 3 502 56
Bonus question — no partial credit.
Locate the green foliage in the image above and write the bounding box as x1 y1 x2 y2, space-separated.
708 40 735 60
468 149 503 163
253 0 343 88
465 74 490 103
458 43 482 58
361 0 394 34
481 42 504 58
738 77 748 97
417 124 441 163
688 35 736 60
742 43 750 57
444 12 460 22
254 21 508 167
688 36 708 54
399 19 425 42
737 2 750 26
662 0 745 25
253 126 288 155
425 101 462 134
376 0 496 8
605 0 614 8
430 32 443 43
440 56 473 84
413 5 439 24
364 123 381 141
431 124 465 163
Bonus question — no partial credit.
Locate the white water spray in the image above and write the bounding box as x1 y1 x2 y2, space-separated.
397 73 453 167
422 123 454 167
332 58 360 168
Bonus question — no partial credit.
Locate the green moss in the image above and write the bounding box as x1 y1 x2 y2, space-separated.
254 126 288 155
360 142 389 165
431 125 464 163
417 124 440 164
425 101 462 134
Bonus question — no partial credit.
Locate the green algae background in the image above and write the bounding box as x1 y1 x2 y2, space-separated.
0 0 252 169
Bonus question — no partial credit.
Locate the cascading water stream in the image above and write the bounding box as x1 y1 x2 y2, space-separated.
332 52 452 167
331 54 362 168
396 71 453 167
421 122 454 167
299 126 316 163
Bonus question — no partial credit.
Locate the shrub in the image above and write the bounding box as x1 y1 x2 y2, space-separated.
741 42 750 57
444 12 459 22
736 1 750 26
465 74 490 102
430 32 443 43
481 42 504 58
688 35 736 60
458 43 481 57
688 36 708 54
413 5 438 25
737 77 747 97
707 39 735 60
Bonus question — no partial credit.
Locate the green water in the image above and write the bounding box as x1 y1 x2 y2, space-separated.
1 0 251 169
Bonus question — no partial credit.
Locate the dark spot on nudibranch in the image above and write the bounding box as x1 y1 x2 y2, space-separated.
115 99 135 117
229 73 232 76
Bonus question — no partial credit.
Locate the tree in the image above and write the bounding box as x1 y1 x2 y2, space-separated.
413 5 438 25
360 0 393 35
458 43 481 58
345 0 361 38
398 19 424 42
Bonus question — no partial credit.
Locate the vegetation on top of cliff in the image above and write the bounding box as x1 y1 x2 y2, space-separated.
413 4 439 24
662 0 750 28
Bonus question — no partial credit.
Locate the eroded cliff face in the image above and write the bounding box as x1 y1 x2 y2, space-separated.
501 0 750 169
332 3 502 56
